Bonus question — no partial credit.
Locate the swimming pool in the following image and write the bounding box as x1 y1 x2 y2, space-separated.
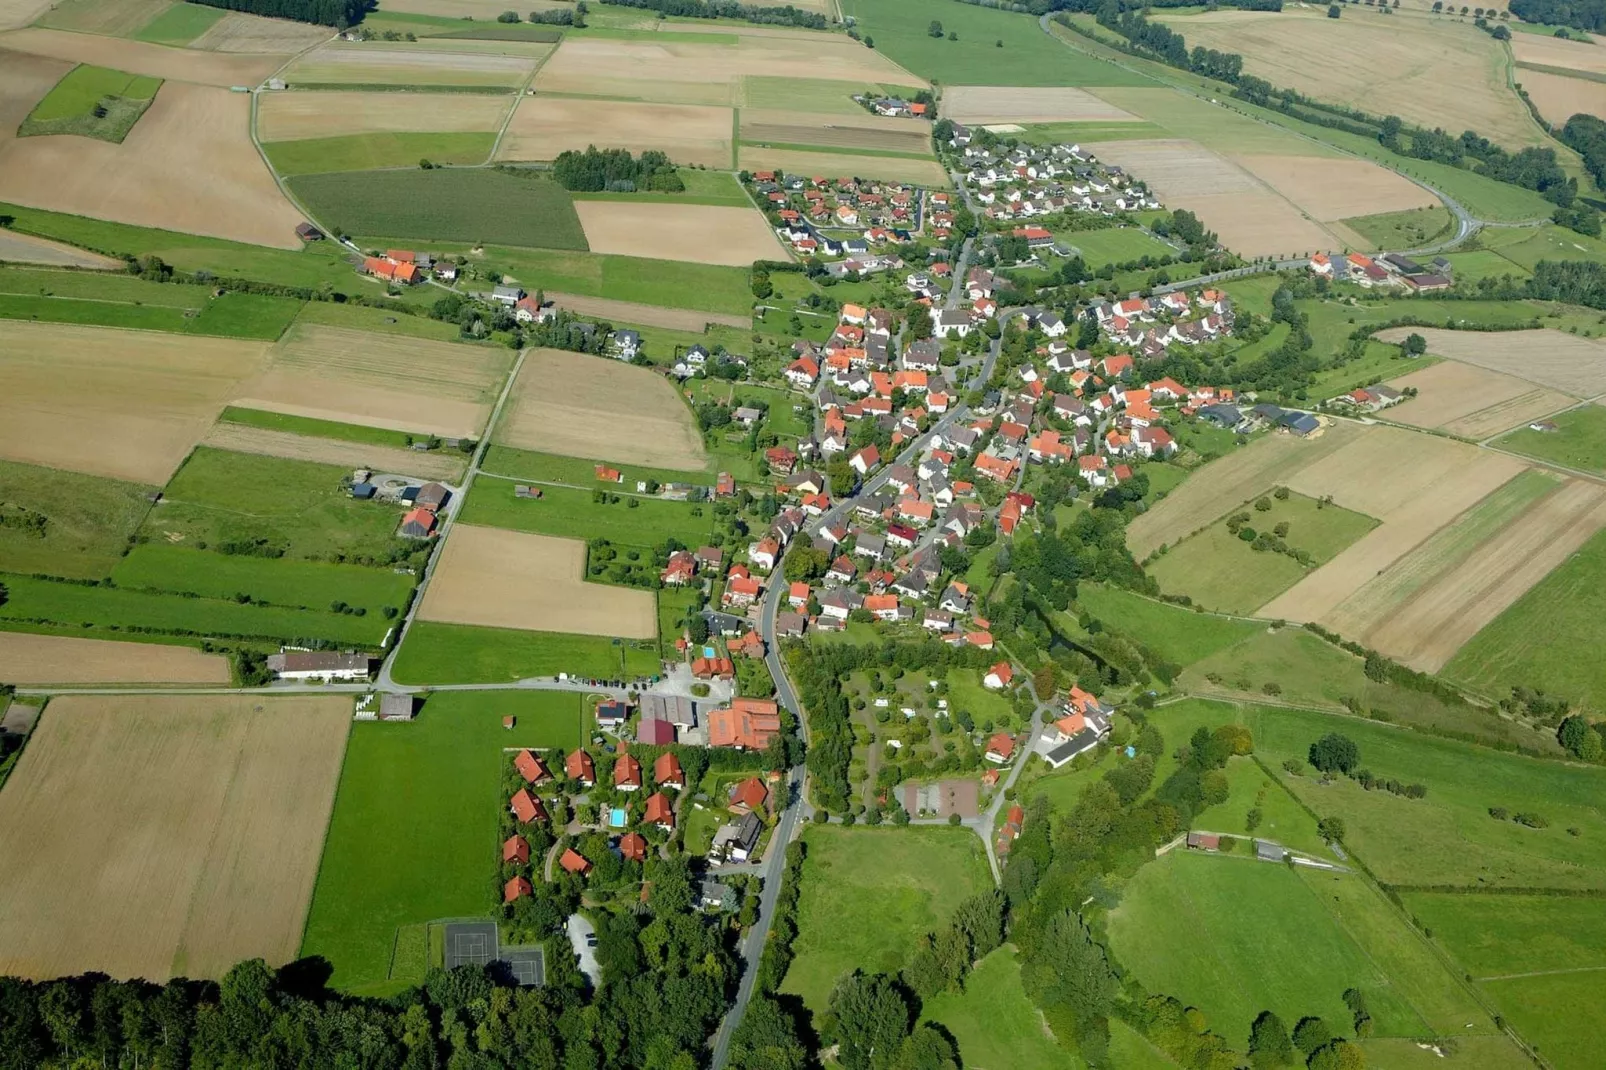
609 807 628 828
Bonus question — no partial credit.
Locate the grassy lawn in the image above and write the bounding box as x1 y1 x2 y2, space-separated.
111 544 415 617
457 479 718 548
293 169 588 251
1402 893 1606 977
1341 206 1455 250
220 406 449 450
290 299 471 341
657 586 700 647
809 620 882 646
264 133 498 177
1146 492 1378 614
946 667 1015 728
1191 755 1326 856
1169 418 1239 462
1243 704 1606 890
1443 249 1532 283
20 65 161 142
0 270 302 340
1494 404 1606 473
439 244 755 319
133 2 226 44
781 825 990 1014
1479 972 1606 1070
1445 526 1606 713
0 460 154 579
1058 226 1177 266
145 448 412 565
921 948 1078 1069
390 621 661 685
1308 341 1439 400
1107 851 1430 1047
480 444 716 488
300 691 583 994
1476 223 1606 273
1076 583 1261 667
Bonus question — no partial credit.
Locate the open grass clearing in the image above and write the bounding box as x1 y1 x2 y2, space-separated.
737 145 947 184
1478 972 1606 1070
1374 326 1606 399
1473 223 1606 273
1086 83 1343 157
781 825 990 1014
112 540 413 618
257 89 511 141
498 97 733 168
19 63 160 142
458 479 717 548
0 631 230 685
496 347 708 470
0 458 153 579
942 84 1136 125
264 131 496 176
573 200 783 267
0 694 350 980
1497 403 1606 473
220 405 448 452
132 1 227 46
1060 225 1178 266
482 443 714 488
390 620 660 685
1385 361 1575 440
542 290 748 331
921 948 1078 1069
418 524 656 639
1017 119 1167 143
1404 893 1606 977
300 691 582 993
1342 205 1455 250
199 422 468 483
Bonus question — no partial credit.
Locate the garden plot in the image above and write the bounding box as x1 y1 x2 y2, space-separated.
0 27 285 86
497 347 708 470
1384 361 1575 440
256 89 511 140
0 320 269 484
417 524 656 639
739 107 934 155
283 43 541 87
0 632 230 685
1514 68 1606 129
1234 155 1438 222
573 201 785 267
497 98 733 168
0 694 350 981
1374 327 1606 396
941 85 1137 125
0 81 305 248
201 423 468 483
190 11 331 52
233 323 512 442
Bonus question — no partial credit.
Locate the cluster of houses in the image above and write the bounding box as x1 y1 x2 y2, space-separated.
361 248 457 286
754 172 953 276
1308 250 1453 292
857 94 929 119
1089 288 1235 355
946 132 1162 222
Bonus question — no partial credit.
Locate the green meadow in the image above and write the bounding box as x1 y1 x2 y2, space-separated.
264 133 498 177
0 460 154 580
389 621 660 685
457 480 718 548
1495 404 1606 474
111 544 415 618
1074 583 1262 667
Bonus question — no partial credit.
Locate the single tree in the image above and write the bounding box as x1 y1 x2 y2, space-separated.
1248 1010 1296 1069
1309 732 1359 774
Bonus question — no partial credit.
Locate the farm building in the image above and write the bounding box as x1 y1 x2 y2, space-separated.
1254 839 1287 863
708 698 782 750
266 651 372 682
638 718 675 746
295 222 323 241
416 483 451 511
399 508 436 539
1187 832 1220 851
641 694 696 728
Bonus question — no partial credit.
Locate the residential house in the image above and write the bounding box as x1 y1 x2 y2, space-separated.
708 697 782 750
984 662 1013 690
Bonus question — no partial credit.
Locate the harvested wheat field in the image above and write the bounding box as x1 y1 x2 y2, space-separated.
1234 156 1437 222
1363 479 1606 671
740 108 933 155
1258 427 1528 623
257 90 512 140
0 321 269 484
498 98 733 168
202 423 468 482
549 291 747 331
0 633 231 685
499 347 708 470
942 85 1137 125
1517 68 1606 128
35 0 169 35
235 323 511 441
284 43 540 87
1384 361 1574 440
739 146 947 186
574 201 784 266
0 0 53 30
1089 139 1335 257
1374 327 1606 396
0 694 350 981
1513 32 1606 77
0 27 286 86
1156 10 1540 148
0 48 70 134
419 524 656 638
0 81 305 248
0 228 120 268
1126 421 1363 558
191 12 332 52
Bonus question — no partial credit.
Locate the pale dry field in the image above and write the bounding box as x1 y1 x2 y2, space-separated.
1517 68 1606 128
1513 32 1606 77
192 12 333 53
0 0 53 30
498 347 708 470
257 89 512 140
0 321 269 484
0 47 71 133
1364 479 1606 671
0 633 231 685
0 228 120 268
941 85 1137 125
285 43 540 86
740 107 933 155
35 0 169 35
1156 10 1541 148
498 97 733 167
574 201 785 267
1233 155 1438 222
0 27 286 85
738 146 947 186
1374 327 1606 396
234 323 513 441
1089 138 1336 257
1384 361 1575 440
0 695 350 981
418 524 657 638
548 290 748 330
202 423 469 482
1126 421 1363 558
0 81 306 248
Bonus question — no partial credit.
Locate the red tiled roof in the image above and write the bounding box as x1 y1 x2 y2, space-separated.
503 835 530 864
559 848 591 875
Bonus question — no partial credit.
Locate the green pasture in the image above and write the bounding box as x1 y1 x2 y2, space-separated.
1016 120 1167 144
389 621 660 685
739 76 921 114
1442 249 1531 283
1307 341 1439 399
289 299 470 341
300 691 584 994
1495 404 1606 473
657 586 700 647
1075 583 1261 667
21 65 161 142
133 2 226 44
111 544 414 616
264 133 498 177
0 460 153 580
1479 972 1606 1070
1059 226 1177 266
292 169 588 251
1403 892 1606 977
922 948 1079 1070
480 445 714 489
220 407 445 451
1341 206 1455 250
457 479 718 548
1477 223 1606 272
1190 755 1327 857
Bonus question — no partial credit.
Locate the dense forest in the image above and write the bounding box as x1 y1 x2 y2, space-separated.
1561 113 1606 189
549 148 687 193
1510 0 1606 30
597 0 829 29
184 0 372 26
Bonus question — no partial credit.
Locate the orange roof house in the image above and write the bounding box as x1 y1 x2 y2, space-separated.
559 848 592 876
503 834 531 865
709 697 783 750
514 749 551 784
566 749 595 786
730 776 769 813
619 831 648 863
985 733 1017 763
654 751 684 789
504 875 533 903
510 789 547 824
644 792 675 830
614 751 643 791
984 661 1014 689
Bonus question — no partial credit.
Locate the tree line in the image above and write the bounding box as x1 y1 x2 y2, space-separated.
1510 0 1606 29
549 148 686 193
597 0 828 30
183 0 372 27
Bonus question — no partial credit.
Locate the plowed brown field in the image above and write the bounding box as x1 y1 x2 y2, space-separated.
1374 327 1606 396
0 633 230 685
258 90 511 141
0 27 286 86
1384 361 1573 440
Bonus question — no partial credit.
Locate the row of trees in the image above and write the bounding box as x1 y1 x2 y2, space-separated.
596 0 828 29
550 147 686 193
184 0 372 26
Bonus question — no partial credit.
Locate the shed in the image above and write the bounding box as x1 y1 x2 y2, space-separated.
1254 839 1287 863
294 222 323 241
637 717 675 746
350 482 376 500
379 694 414 721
